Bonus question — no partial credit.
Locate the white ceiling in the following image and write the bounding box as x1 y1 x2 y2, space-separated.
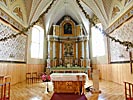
1 0 133 34
27 0 110 34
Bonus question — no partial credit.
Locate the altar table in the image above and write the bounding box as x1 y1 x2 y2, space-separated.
51 73 88 94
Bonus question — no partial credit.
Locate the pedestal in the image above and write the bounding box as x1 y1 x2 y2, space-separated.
92 69 101 93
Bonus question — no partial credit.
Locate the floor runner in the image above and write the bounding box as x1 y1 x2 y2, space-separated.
50 93 87 100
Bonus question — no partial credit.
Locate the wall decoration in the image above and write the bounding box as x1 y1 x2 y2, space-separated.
111 6 120 19
0 8 23 31
0 0 57 42
13 6 23 20
0 19 27 62
109 17 133 63
76 0 133 51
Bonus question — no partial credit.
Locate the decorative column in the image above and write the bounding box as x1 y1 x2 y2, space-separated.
53 25 56 36
48 41 50 58
59 41 62 65
53 38 56 67
85 39 89 59
76 40 78 59
47 36 51 68
75 40 78 65
85 37 90 67
53 39 56 59
81 39 85 67
82 40 84 58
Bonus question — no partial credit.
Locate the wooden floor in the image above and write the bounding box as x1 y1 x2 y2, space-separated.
10 80 125 100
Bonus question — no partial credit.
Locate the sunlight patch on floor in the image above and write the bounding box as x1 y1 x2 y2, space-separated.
30 97 42 100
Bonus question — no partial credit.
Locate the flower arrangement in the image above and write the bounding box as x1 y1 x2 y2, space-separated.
42 73 51 82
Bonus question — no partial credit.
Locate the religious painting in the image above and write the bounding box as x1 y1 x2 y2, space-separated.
64 23 72 34
63 42 73 56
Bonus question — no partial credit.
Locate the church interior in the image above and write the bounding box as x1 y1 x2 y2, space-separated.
0 0 133 100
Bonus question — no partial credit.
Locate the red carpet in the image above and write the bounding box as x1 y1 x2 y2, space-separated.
127 98 133 100
50 93 87 100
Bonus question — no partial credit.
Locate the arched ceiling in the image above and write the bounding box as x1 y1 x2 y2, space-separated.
25 0 110 34
0 0 133 34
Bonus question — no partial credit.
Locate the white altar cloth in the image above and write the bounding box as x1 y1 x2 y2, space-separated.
50 73 89 82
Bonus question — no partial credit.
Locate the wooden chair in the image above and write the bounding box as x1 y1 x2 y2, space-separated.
0 75 5 84
0 84 4 100
124 82 133 100
3 82 10 100
32 72 38 83
26 73 32 83
0 75 11 84
4 75 11 84
38 72 44 81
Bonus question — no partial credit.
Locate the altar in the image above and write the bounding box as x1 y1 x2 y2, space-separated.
46 16 90 68
51 73 88 94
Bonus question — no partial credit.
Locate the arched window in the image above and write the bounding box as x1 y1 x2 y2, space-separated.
91 23 105 57
31 25 44 59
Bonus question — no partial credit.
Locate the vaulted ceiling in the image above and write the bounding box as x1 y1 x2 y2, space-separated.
0 0 133 34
